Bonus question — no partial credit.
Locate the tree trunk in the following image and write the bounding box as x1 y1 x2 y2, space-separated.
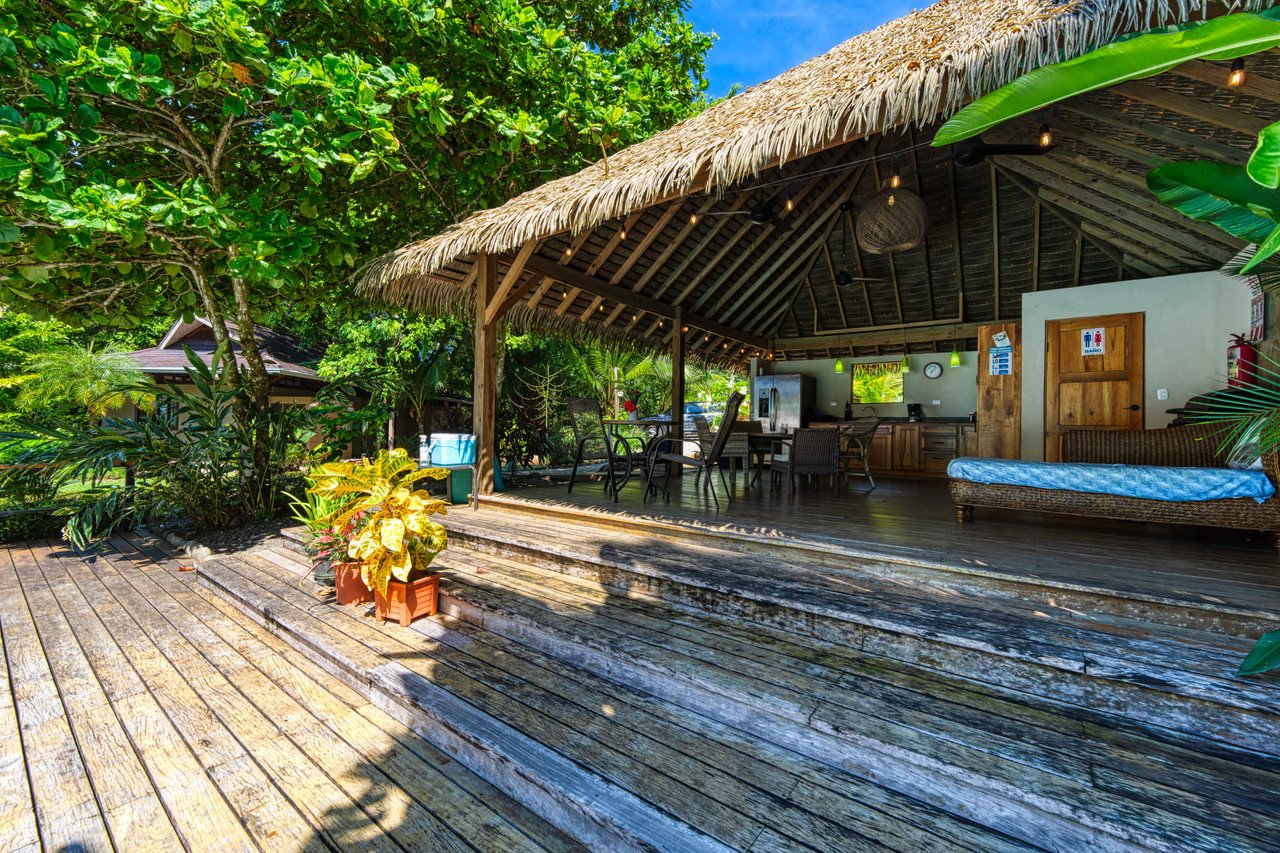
230 276 273 514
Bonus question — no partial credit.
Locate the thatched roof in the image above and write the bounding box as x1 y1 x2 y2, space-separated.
357 0 1269 362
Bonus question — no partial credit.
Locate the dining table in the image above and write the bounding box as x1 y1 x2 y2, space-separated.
748 430 793 487
601 416 677 495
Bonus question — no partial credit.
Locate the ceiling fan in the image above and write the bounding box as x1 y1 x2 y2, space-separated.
702 191 794 231
833 202 885 288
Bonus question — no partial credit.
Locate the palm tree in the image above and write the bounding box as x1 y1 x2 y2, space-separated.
4 343 153 425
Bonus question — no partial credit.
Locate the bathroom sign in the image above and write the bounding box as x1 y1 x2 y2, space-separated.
1081 328 1105 356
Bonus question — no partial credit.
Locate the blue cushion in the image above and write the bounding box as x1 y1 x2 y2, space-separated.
947 457 1275 504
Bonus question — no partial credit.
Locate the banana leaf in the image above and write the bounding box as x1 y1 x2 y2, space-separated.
1238 630 1280 676
1244 218 1280 271
933 7 1280 146
1146 161 1280 244
1247 120 1280 189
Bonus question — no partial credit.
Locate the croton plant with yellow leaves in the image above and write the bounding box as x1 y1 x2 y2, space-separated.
307 449 450 597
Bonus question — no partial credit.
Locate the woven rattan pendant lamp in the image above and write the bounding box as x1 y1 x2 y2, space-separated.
856 179 929 255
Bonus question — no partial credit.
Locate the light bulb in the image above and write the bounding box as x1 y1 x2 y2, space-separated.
620 227 627 240
1229 58 1246 88
689 213 698 224
564 247 572 257
785 197 794 212
888 172 901 189
1039 124 1053 148
887 194 896 207
681 325 688 333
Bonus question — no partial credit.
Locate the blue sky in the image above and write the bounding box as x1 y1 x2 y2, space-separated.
686 0 917 97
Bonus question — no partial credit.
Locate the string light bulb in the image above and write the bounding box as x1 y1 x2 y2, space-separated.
888 168 901 190
689 213 698 225
563 246 572 257
1229 58 1246 88
785 196 795 212
1038 124 1053 148
619 225 627 240
681 325 688 333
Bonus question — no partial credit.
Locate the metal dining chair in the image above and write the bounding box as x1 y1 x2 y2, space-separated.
565 397 634 501
647 391 746 508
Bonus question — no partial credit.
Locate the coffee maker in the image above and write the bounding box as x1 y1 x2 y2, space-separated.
906 403 925 422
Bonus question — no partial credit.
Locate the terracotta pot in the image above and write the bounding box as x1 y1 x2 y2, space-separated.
375 571 440 627
333 562 374 606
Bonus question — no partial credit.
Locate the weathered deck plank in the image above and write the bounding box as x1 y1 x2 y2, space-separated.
215 547 1031 853
0 548 112 853
0 536 571 853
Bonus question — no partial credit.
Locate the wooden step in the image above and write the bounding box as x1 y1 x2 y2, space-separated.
476 494 1280 636
197 546 1034 853
440 506 1280 758
426 544 1280 853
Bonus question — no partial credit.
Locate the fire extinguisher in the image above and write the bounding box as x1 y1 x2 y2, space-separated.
1228 334 1259 388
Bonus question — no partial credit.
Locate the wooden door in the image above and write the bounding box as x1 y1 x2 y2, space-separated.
976 323 1021 459
1045 312 1144 461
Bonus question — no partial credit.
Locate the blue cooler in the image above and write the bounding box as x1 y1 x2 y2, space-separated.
422 433 503 503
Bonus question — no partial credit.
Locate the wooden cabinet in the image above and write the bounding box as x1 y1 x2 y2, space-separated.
892 424 921 471
869 423 977 478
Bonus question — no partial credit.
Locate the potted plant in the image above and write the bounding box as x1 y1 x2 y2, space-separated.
308 449 450 624
307 512 373 605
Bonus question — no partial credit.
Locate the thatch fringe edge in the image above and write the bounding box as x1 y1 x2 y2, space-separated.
357 0 1263 301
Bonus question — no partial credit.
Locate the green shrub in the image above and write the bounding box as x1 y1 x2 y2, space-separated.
0 509 65 544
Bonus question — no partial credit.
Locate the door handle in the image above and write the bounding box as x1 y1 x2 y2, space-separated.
1125 404 1141 411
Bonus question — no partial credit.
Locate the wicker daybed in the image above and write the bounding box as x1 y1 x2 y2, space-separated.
949 424 1280 544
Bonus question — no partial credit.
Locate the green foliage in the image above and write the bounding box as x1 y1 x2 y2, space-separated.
0 508 64 543
1238 630 1280 676
4 343 153 424
0 0 712 328
933 8 1280 146
852 362 904 404
1146 162 1280 245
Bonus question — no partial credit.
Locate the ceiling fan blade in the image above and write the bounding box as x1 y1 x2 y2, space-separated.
703 210 749 218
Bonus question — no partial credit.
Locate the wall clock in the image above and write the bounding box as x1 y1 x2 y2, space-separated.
923 361 943 379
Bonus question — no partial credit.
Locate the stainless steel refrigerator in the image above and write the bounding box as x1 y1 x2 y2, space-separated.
753 374 815 432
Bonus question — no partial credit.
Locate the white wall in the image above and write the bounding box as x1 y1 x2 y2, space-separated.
769 353 978 419
1020 271 1252 460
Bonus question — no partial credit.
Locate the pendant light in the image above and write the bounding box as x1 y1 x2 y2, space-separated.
834 357 844 374
949 326 961 366
1229 58 1246 88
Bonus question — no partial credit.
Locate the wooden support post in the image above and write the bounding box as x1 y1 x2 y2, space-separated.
473 253 498 499
670 306 685 478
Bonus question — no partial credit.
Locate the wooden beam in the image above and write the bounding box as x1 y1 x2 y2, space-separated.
598 202 683 329
906 127 934 320
777 320 981 352
522 254 769 349
989 163 1001 320
822 244 849 327
995 153 1239 257
946 156 966 323
751 197 849 333
1079 223 1178 273
1037 188 1210 267
1061 102 1248 164
1073 230 1084 285
472 253 498 497
670 305 685 473
1172 59 1280 105
1031 198 1041 292
494 270 542 320
701 139 880 318
1108 80 1269 138
992 164 1138 276
485 240 537 326
527 231 592 310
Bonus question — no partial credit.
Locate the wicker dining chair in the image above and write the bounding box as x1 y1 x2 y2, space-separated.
771 428 841 494
647 391 746 508
839 417 881 491
566 397 634 500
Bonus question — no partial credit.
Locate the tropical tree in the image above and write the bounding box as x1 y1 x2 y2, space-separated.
0 0 713 504
2 342 152 425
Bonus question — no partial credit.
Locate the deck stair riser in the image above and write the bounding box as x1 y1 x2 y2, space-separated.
472 496 1279 637
196 559 730 853
442 514 1280 758
437 576 1142 851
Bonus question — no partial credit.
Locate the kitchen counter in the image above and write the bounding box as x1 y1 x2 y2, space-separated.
863 416 974 425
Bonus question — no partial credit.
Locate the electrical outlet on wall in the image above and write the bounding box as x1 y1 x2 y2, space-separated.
931 400 941 406
1156 388 1169 401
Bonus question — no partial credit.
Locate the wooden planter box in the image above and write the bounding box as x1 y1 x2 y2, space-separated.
375 572 440 627
333 562 374 606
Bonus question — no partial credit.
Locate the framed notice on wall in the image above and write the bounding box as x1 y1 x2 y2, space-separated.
988 346 1013 376
1251 291 1265 342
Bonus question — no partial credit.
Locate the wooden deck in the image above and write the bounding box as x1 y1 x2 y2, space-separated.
0 535 580 853
508 473 1280 617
